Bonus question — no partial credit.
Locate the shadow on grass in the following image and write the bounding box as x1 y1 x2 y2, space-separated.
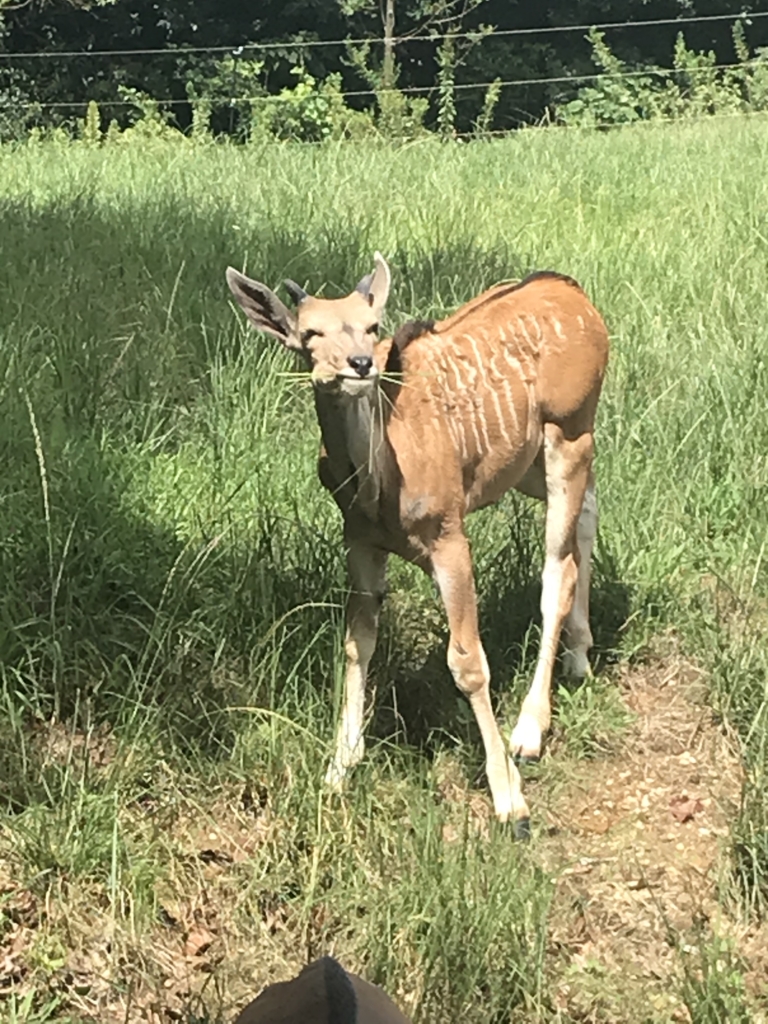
369 523 634 759
0 424 350 810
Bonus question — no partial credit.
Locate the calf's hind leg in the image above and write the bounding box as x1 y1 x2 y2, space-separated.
562 473 597 680
510 424 594 762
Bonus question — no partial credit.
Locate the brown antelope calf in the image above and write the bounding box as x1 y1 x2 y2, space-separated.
226 255 609 836
233 956 412 1024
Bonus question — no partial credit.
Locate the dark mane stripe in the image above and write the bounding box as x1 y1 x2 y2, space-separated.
516 269 582 291
393 318 436 349
386 318 436 374
436 271 585 334
385 273 581 374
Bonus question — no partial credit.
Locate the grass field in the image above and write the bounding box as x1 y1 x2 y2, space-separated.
0 118 767 1022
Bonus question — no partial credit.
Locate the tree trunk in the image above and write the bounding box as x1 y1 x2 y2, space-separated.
382 0 396 91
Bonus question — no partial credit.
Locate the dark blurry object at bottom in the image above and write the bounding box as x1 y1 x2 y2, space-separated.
233 956 413 1024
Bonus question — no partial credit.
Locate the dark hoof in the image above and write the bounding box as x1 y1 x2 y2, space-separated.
513 817 531 842
515 753 541 767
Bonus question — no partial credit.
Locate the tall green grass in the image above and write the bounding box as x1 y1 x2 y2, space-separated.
1 121 767 1020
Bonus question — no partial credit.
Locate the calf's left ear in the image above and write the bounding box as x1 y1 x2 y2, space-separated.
355 251 391 319
226 267 301 351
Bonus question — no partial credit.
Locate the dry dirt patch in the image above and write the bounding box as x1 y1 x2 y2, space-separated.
536 651 768 1020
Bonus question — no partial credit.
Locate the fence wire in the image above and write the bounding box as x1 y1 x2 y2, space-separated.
9 57 766 111
0 10 767 61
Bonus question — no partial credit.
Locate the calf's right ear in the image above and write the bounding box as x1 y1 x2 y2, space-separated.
226 267 300 351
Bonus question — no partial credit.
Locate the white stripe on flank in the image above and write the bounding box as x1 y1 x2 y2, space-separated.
488 386 512 447
516 316 532 348
454 417 469 461
466 406 483 455
460 348 478 391
500 377 520 434
510 337 537 380
489 347 506 381
460 348 479 395
447 355 464 393
440 360 469 462
475 399 492 454
467 335 489 388
502 347 526 378
456 347 485 456
437 350 461 401
517 314 541 349
445 413 461 452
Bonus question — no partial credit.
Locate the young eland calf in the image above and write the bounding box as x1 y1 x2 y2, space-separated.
226 255 609 836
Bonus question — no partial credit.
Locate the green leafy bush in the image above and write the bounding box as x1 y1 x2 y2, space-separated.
556 23 768 128
257 68 376 142
70 65 377 147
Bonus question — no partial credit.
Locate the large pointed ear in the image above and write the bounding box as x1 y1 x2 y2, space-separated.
226 267 300 350
355 251 391 318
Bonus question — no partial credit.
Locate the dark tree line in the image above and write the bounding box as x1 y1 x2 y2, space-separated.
1 0 766 134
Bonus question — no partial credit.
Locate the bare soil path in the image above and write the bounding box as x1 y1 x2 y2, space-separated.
535 648 766 1022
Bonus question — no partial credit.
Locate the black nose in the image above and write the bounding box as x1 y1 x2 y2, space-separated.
347 355 373 378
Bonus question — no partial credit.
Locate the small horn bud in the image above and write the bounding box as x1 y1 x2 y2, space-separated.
284 279 308 305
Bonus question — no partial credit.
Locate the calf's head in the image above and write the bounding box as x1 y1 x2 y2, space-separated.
226 253 391 396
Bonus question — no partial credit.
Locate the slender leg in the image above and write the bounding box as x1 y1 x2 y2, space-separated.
432 528 530 834
325 542 388 789
510 425 593 761
562 473 597 679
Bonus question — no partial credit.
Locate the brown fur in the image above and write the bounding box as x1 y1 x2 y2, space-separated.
322 273 607 560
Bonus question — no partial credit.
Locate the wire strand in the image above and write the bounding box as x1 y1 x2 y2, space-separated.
12 60 764 110
14 103 768 136
0 10 766 61
460 106 768 136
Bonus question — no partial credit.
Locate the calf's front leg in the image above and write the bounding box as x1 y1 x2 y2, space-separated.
325 542 388 789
